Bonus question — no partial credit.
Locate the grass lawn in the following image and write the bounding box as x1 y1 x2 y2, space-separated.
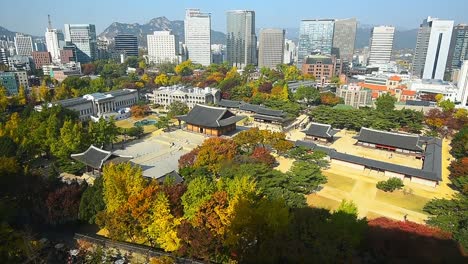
322 171 357 193
375 190 430 214
308 194 340 211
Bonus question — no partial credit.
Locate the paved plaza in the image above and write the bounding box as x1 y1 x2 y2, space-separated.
114 130 206 179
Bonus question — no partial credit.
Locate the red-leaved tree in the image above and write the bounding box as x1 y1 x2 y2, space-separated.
251 147 276 167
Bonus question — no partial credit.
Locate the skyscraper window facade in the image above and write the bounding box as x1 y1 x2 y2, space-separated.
226 10 257 68
185 9 211 66
298 19 335 65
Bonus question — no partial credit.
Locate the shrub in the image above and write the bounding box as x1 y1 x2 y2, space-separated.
376 177 404 192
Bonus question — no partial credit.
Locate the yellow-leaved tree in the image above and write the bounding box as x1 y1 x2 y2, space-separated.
147 193 181 251
102 163 146 213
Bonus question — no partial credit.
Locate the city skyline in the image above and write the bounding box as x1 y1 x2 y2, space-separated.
1 0 468 36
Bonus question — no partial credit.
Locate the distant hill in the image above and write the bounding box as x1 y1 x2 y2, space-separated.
99 17 226 46
0 26 18 40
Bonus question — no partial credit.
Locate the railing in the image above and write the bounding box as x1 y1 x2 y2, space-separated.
74 233 205 264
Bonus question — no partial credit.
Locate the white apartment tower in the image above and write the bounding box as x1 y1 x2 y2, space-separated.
457 60 468 107
45 15 64 62
368 26 395 65
412 17 454 80
184 9 211 66
258 28 285 69
147 31 180 64
14 33 33 56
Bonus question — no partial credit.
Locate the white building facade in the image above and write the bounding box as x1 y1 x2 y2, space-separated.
147 31 180 64
457 60 468 107
368 26 395 65
14 34 33 56
45 28 64 62
152 85 220 109
53 89 138 121
184 9 211 66
412 17 454 80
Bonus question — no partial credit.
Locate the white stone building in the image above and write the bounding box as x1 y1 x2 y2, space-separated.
152 85 220 109
51 89 138 121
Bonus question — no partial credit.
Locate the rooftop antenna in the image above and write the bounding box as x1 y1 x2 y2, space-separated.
48 14 52 29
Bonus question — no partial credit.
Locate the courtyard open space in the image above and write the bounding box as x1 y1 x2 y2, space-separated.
113 130 206 179
308 136 456 223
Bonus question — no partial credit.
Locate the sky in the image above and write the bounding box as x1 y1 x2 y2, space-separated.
1 0 467 36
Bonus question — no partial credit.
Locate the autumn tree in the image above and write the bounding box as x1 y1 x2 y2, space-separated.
0 86 9 111
17 85 27 105
250 147 276 167
193 137 238 174
131 104 150 118
147 192 182 251
46 183 84 225
175 60 194 76
102 163 146 213
320 92 341 106
181 177 216 219
51 120 86 160
155 74 169 86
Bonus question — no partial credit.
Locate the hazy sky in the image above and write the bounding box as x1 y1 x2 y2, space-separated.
1 0 467 35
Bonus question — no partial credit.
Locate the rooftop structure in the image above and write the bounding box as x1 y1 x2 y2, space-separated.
177 104 245 136
71 145 133 174
408 79 458 102
295 137 442 187
302 122 339 143
355 127 424 154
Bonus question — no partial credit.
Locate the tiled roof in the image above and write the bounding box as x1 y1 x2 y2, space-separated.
177 104 245 128
355 127 424 152
359 82 388 91
302 122 339 138
295 140 440 182
71 145 133 169
217 99 242 108
252 114 286 122
156 170 184 184
389 75 401 81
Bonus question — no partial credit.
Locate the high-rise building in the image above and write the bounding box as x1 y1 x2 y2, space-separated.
60 43 77 63
45 15 64 62
301 54 340 86
368 26 395 65
46 28 65 62
114 34 138 57
457 60 468 107
0 48 8 64
0 72 19 95
258 29 285 69
283 39 297 65
332 18 357 62
412 17 454 79
226 10 257 68
447 24 468 73
34 41 47 52
298 19 335 64
64 24 97 63
147 31 180 64
185 9 211 66
14 33 33 56
31 51 51 69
